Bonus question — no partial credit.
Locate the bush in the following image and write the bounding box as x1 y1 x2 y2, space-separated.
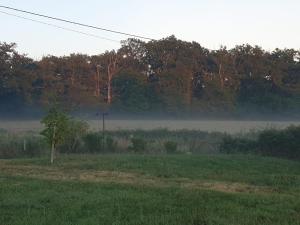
23 136 48 157
257 126 300 159
0 133 47 159
59 119 89 153
105 136 118 153
128 137 147 153
220 126 300 160
219 136 257 154
82 133 119 153
164 141 178 154
83 132 104 153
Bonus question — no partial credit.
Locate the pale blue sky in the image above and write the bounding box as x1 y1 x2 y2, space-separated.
0 0 299 59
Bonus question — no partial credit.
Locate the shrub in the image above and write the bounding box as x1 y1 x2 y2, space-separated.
23 136 48 157
220 126 300 160
164 141 178 154
0 149 18 159
105 136 118 153
0 133 47 159
83 132 104 153
40 106 70 163
219 136 257 154
257 126 300 159
128 137 147 153
59 119 89 153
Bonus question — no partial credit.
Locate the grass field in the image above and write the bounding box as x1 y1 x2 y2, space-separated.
1 154 300 225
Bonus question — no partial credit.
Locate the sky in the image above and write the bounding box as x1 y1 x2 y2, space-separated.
0 0 299 59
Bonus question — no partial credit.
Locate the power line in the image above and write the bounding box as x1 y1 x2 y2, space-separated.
0 5 155 41
0 10 120 43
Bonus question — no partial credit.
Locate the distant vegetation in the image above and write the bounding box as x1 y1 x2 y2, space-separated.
1 118 299 161
0 36 300 116
220 126 300 160
0 128 224 159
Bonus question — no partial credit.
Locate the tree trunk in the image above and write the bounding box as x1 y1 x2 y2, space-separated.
96 66 100 97
107 76 112 104
219 63 224 89
50 125 56 164
107 54 117 104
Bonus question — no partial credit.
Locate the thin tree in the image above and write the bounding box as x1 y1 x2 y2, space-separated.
41 106 69 164
107 52 118 104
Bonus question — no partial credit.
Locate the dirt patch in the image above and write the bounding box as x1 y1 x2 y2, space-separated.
0 162 166 186
181 181 273 194
0 161 275 194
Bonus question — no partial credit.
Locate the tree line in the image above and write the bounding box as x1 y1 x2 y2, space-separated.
1 36 300 116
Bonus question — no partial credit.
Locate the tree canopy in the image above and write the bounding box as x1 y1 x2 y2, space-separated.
0 36 299 117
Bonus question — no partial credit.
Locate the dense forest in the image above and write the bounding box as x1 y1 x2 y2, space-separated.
1 36 300 117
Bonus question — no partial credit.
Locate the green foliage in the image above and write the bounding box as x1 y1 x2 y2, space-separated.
164 141 178 153
238 78 298 113
1 40 300 116
0 42 35 112
82 132 104 153
60 119 89 153
107 129 224 154
0 128 225 157
219 135 257 154
128 137 147 153
40 106 69 149
65 131 118 154
22 136 48 157
257 126 300 159
220 126 300 160
112 72 161 112
105 136 117 153
0 133 47 159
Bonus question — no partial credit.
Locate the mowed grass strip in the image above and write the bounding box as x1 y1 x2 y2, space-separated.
5 154 300 188
0 161 279 194
1 155 300 225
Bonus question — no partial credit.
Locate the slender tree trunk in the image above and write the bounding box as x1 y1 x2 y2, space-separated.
107 76 112 104
51 125 56 164
94 73 98 97
71 65 75 86
96 66 100 97
186 73 193 110
219 63 224 89
107 54 117 104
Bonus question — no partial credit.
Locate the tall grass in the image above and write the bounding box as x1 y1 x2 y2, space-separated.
0 130 48 159
0 129 225 158
2 126 299 160
106 129 224 154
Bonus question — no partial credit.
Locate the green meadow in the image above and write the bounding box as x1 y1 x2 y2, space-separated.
1 154 300 225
